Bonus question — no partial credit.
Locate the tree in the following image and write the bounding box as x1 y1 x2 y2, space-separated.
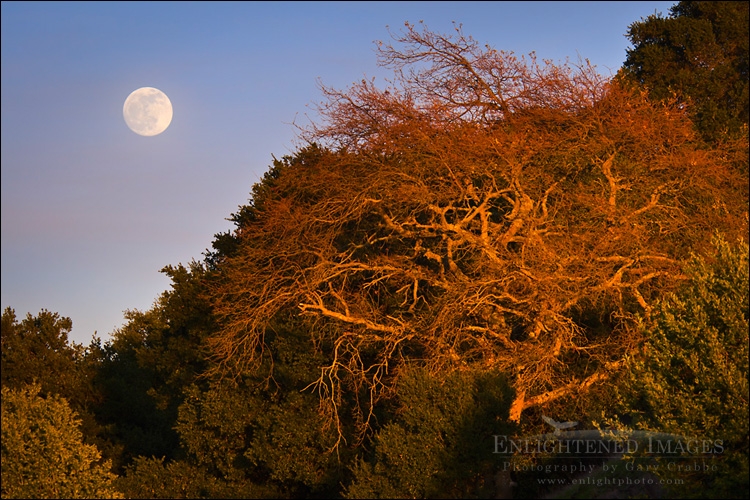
2 308 84 401
89 261 213 470
117 456 274 499
1 308 103 446
613 234 749 498
620 1 749 142
1 384 122 499
172 316 347 497
205 23 747 440
345 367 515 499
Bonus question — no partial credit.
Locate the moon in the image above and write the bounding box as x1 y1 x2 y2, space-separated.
123 87 173 136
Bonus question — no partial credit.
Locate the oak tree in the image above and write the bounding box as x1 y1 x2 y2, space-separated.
206 23 747 443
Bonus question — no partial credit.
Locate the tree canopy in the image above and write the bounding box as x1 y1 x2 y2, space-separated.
2 308 82 401
621 1 749 142
614 234 749 497
1 384 122 499
206 22 747 439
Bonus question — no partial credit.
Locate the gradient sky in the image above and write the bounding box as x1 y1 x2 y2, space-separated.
1 1 677 345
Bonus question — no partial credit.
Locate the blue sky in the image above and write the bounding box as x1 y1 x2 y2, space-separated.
1 1 676 345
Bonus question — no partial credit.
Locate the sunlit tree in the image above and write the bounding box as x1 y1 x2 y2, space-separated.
1 308 103 447
1 308 83 401
614 234 749 498
205 22 748 443
1 384 122 499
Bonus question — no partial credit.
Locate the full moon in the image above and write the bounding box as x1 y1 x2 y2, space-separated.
123 87 173 136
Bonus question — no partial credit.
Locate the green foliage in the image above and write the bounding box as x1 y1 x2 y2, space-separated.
621 1 749 142
175 382 259 478
118 261 214 410
345 367 516 499
1 308 104 454
117 456 275 499
1 384 122 499
616 234 749 497
90 261 214 470
91 331 180 470
1 308 84 402
175 380 341 496
243 390 343 492
174 324 345 497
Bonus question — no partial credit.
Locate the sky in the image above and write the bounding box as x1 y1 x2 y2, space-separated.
1 1 677 345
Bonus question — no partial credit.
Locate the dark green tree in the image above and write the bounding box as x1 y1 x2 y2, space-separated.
345 367 516 499
90 261 214 471
620 1 749 142
170 315 347 498
117 456 275 499
97 259 350 497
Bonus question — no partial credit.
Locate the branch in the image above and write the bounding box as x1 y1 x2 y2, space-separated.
298 296 400 337
599 152 619 209
509 360 624 422
620 191 661 223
